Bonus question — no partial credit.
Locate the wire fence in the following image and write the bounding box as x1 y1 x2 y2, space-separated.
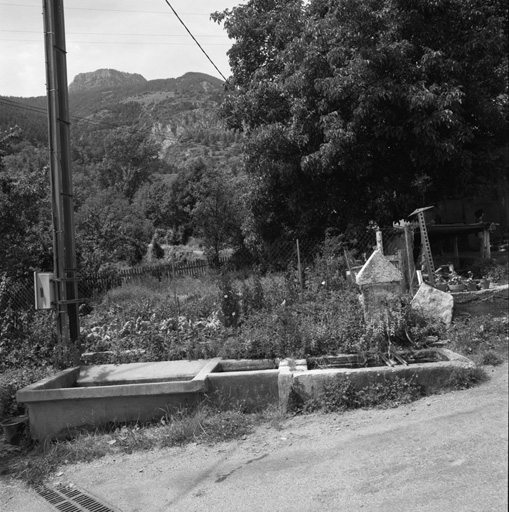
0 227 406 316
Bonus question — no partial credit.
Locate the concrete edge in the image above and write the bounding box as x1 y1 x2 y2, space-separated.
193 357 221 390
17 379 206 402
17 367 80 397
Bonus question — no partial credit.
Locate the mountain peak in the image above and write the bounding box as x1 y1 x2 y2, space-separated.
69 69 147 93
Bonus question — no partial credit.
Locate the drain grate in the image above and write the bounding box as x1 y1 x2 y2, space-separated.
35 484 121 512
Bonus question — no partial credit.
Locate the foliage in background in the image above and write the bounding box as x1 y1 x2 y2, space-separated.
75 189 154 272
95 126 159 202
0 130 53 278
467 258 509 283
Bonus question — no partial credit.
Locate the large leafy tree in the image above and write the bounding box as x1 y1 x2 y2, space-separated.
148 158 246 253
191 166 245 263
75 189 153 272
154 158 209 244
96 126 160 202
214 0 508 241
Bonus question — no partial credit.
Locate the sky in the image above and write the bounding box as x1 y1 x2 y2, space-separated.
0 0 242 98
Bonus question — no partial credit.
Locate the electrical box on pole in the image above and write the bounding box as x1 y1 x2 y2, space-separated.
43 0 80 364
34 272 55 310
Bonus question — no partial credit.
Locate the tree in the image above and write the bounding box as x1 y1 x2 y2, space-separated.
0 130 53 277
97 126 160 202
191 167 245 263
162 158 209 244
75 189 153 272
214 0 508 240
143 157 246 254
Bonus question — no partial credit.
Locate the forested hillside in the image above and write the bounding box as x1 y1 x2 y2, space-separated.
0 70 241 166
0 70 246 278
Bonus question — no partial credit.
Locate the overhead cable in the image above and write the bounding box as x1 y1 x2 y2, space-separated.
0 3 210 15
0 97 128 130
162 0 228 82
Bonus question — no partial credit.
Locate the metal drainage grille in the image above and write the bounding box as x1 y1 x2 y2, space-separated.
35 484 121 512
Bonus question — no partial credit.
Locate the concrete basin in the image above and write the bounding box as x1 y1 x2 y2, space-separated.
16 358 279 440
17 351 473 440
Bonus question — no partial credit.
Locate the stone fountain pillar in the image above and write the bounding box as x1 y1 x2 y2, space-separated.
355 250 403 319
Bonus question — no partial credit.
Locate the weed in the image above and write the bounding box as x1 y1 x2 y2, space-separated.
219 273 241 328
447 315 508 364
480 351 504 366
303 375 424 413
442 366 489 390
5 401 256 485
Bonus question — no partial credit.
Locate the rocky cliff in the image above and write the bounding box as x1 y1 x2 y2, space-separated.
69 69 147 93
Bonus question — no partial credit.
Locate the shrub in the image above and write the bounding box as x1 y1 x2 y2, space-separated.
485 264 509 284
308 232 352 291
480 351 504 366
150 240 165 261
447 315 508 363
443 366 489 390
303 375 424 413
468 258 508 282
219 273 240 328
0 311 58 371
0 366 53 419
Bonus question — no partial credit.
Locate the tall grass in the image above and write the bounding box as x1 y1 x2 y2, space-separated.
5 399 275 485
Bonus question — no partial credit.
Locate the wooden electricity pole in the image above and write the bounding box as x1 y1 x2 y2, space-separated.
43 0 80 365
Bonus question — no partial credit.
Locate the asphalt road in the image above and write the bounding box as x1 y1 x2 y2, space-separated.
2 363 507 512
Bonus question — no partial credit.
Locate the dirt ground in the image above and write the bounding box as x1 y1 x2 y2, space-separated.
2 362 507 512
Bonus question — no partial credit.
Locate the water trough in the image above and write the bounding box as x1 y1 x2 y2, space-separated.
17 349 473 440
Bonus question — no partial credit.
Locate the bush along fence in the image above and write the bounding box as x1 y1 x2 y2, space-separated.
0 227 408 316
79 256 232 297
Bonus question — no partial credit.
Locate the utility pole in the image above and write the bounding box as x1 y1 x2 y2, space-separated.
43 0 80 365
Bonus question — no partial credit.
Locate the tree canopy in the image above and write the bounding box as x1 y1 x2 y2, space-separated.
214 0 508 241
96 126 160 202
0 129 53 277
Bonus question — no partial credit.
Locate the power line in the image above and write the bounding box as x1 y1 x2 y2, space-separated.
162 0 228 82
1 29 226 37
0 3 211 15
0 97 128 131
0 98 47 117
0 38 230 46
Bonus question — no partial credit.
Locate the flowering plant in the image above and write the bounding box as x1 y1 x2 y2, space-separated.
448 273 464 285
434 270 448 285
465 271 475 283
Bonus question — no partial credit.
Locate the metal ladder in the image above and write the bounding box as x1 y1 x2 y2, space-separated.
410 206 435 286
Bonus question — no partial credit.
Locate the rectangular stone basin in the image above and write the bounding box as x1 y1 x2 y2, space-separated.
17 351 473 440
278 348 475 412
17 359 221 440
17 358 280 440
